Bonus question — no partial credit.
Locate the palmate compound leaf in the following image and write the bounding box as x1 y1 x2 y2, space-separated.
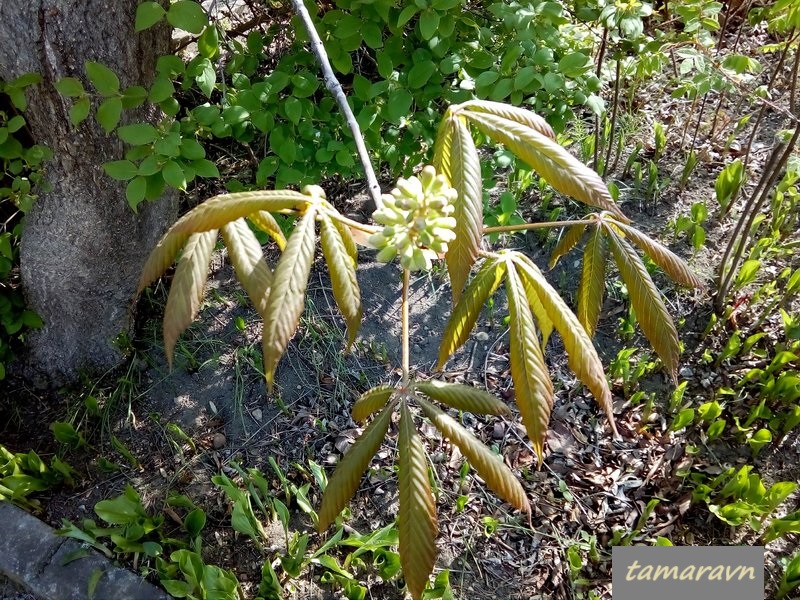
577 225 608 337
247 210 287 251
262 204 318 391
607 218 704 289
444 115 483 305
163 230 218 367
416 396 530 513
548 223 588 270
437 257 507 369
606 226 681 381
398 402 438 600
138 230 190 293
504 264 554 465
510 254 618 435
519 271 554 349
458 99 556 140
320 214 362 349
415 380 511 416
352 385 396 422
462 110 628 221
220 218 273 316
317 401 395 532
169 190 309 235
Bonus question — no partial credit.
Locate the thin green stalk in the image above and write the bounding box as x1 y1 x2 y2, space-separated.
602 57 622 177
483 218 596 235
401 267 410 385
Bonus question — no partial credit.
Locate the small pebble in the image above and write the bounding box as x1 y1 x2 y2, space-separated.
252 408 263 422
475 331 489 342
212 433 226 449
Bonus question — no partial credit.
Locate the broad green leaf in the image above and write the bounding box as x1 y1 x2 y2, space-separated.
117 123 158 145
715 159 745 212
549 224 587 269
417 396 530 512
445 116 483 304
352 385 395 422
416 380 510 416
167 0 208 34
437 258 507 368
463 111 627 220
610 219 703 288
55 77 85 98
318 403 395 531
85 61 120 96
103 160 138 181
138 231 190 292
220 218 273 316
511 254 616 434
320 215 362 349
577 226 607 336
135 1 166 30
163 229 218 367
505 265 553 464
398 403 437 600
607 227 680 380
171 191 308 235
96 97 122 133
191 158 219 179
198 25 220 60
69 98 90 126
126 176 147 210
459 100 555 140
162 160 187 190
248 211 287 250
262 205 317 390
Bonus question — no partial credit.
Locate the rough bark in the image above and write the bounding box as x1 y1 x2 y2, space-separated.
0 0 178 385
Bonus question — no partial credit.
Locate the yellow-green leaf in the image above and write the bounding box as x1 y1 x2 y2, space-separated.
437 257 507 369
352 385 395 422
445 116 483 304
577 226 607 337
464 111 628 220
549 223 587 270
320 214 363 349
519 271 554 348
607 227 681 381
138 230 190 293
318 402 395 531
220 218 273 316
248 210 287 251
163 230 218 367
416 380 510 416
417 396 530 512
398 402 437 600
459 99 556 140
511 254 617 434
505 265 553 465
432 113 453 183
171 191 309 234
610 219 704 288
331 217 359 263
262 205 318 390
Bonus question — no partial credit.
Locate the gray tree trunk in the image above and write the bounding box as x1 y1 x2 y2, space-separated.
0 0 178 385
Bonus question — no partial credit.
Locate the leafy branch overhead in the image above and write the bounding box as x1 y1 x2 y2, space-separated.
139 99 702 600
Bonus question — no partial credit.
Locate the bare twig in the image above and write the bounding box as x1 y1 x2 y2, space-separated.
289 0 383 210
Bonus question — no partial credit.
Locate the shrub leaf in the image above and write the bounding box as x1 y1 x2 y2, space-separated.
262 204 318 390
398 402 437 600
220 218 273 316
578 226 607 336
248 210 287 251
352 385 396 422
416 380 511 416
417 396 530 512
320 214 363 349
163 230 218 367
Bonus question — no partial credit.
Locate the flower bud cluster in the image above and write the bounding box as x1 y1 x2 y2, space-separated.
369 166 458 271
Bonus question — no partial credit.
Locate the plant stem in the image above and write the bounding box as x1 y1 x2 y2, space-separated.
289 0 383 210
602 56 622 177
401 267 410 386
483 218 596 235
328 211 381 234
